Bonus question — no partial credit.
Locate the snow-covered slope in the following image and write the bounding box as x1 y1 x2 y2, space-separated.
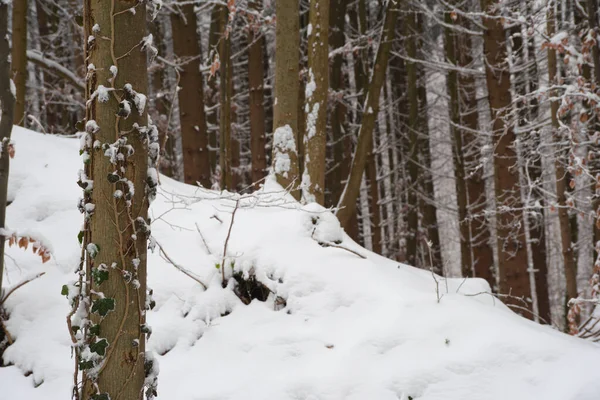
1 127 599 400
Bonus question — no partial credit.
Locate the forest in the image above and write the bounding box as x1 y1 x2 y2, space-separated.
0 0 599 399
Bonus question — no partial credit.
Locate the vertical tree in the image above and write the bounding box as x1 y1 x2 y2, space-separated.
247 0 267 188
171 1 211 188
336 0 398 228
272 0 301 197
302 0 330 204
78 1 155 398
12 0 28 126
219 5 233 190
547 0 578 314
480 0 531 313
0 0 15 296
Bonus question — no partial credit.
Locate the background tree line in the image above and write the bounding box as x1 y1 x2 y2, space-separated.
4 0 600 336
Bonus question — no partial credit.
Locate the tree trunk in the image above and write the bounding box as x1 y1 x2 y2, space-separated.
207 6 221 178
272 0 301 197
336 1 397 228
480 0 531 314
404 7 419 266
248 0 267 189
302 0 330 204
219 5 233 190
12 0 28 126
171 1 211 188
0 1 15 296
455 15 495 288
328 0 348 208
81 1 150 398
547 0 578 315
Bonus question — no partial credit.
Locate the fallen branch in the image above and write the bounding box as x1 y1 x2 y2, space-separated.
317 240 367 259
155 240 207 290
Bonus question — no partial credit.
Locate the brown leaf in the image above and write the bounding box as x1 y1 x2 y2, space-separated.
18 236 29 250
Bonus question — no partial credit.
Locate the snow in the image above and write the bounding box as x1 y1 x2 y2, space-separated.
272 125 296 177
1 127 600 400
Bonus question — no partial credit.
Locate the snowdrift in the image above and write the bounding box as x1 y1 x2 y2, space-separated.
0 127 599 400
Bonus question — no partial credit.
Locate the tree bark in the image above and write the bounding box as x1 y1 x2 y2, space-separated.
302 0 330 204
248 0 267 189
207 6 221 178
219 6 233 190
82 0 149 397
12 0 28 126
171 1 211 188
272 0 301 197
480 0 531 314
547 0 578 314
336 1 398 228
0 1 15 296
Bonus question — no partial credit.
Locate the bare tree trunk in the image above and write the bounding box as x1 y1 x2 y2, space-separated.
171 2 211 188
480 0 531 314
0 1 15 296
336 1 398 228
81 0 150 397
248 0 267 189
455 18 495 288
12 0 28 126
302 0 330 204
547 0 578 316
328 0 348 207
219 5 233 190
405 7 419 266
272 0 301 197
207 6 221 178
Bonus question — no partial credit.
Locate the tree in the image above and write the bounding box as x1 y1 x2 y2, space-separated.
0 0 15 296
272 0 301 197
336 0 398 228
248 0 267 188
171 1 211 188
480 0 531 314
302 0 330 204
12 0 28 126
219 4 233 190
77 1 156 398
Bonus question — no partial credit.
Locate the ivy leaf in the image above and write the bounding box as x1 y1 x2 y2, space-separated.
92 267 109 286
89 324 101 337
77 231 84 245
90 338 109 356
107 173 120 183
61 285 69 297
91 298 115 317
79 359 94 370
91 393 110 400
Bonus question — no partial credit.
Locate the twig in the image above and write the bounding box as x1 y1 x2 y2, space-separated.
423 238 441 303
195 222 212 255
155 240 207 290
318 240 367 259
221 199 240 286
0 272 46 306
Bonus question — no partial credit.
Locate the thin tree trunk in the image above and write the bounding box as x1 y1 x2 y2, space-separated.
12 0 28 126
328 0 348 207
82 0 150 397
0 1 15 296
207 6 221 179
480 0 531 314
404 7 419 266
302 0 330 204
171 2 211 188
272 0 301 197
248 0 267 189
219 5 233 190
445 8 472 277
547 0 578 315
336 1 398 228
455 14 495 288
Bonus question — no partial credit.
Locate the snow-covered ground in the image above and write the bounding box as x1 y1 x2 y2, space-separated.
1 127 599 400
